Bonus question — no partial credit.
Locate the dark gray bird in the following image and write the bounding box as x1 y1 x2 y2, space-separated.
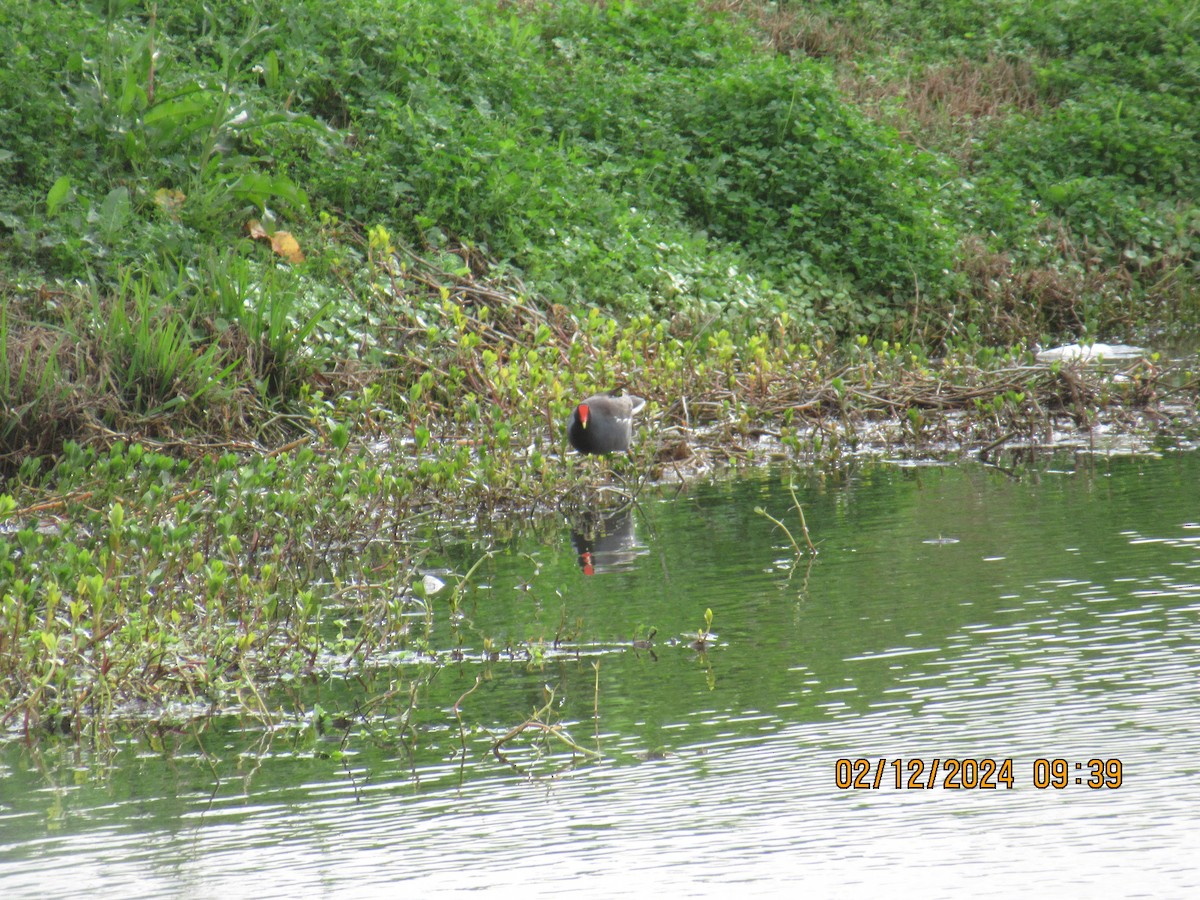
566 391 645 454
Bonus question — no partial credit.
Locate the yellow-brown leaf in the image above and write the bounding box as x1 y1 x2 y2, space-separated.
270 231 304 264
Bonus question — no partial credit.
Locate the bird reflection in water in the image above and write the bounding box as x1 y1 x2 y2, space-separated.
569 504 644 575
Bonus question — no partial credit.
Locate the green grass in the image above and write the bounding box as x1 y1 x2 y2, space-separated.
5 0 1192 336
0 0 1193 464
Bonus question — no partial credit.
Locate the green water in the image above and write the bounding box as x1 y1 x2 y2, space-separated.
3 453 1200 897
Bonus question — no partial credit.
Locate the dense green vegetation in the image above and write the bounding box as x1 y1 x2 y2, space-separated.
1 0 1198 739
3 0 1197 458
790 0 1200 332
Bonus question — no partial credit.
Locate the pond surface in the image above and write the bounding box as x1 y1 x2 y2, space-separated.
3 451 1200 897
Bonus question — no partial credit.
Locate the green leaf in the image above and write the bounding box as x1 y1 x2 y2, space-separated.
227 172 310 211
46 176 71 218
143 87 214 129
95 187 132 240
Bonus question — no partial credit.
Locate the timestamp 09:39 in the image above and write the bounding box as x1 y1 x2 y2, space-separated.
834 758 1124 790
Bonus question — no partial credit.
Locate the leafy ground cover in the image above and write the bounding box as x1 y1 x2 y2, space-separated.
2 0 1199 739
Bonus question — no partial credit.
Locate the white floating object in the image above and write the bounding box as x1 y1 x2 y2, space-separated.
1035 342 1145 362
422 574 446 595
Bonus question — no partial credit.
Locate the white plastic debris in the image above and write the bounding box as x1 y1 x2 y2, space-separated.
1035 342 1145 363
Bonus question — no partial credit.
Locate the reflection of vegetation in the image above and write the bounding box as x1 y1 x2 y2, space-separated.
6 454 1197 809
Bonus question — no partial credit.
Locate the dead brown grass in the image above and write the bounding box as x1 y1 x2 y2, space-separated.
704 0 874 59
907 55 1041 151
849 53 1042 159
911 55 1041 121
1 318 97 469
953 231 1138 344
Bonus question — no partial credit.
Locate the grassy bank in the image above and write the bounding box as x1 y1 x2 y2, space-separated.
2 0 1199 737
3 1 1197 461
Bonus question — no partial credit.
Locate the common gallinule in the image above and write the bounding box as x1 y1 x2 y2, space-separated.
567 391 645 454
